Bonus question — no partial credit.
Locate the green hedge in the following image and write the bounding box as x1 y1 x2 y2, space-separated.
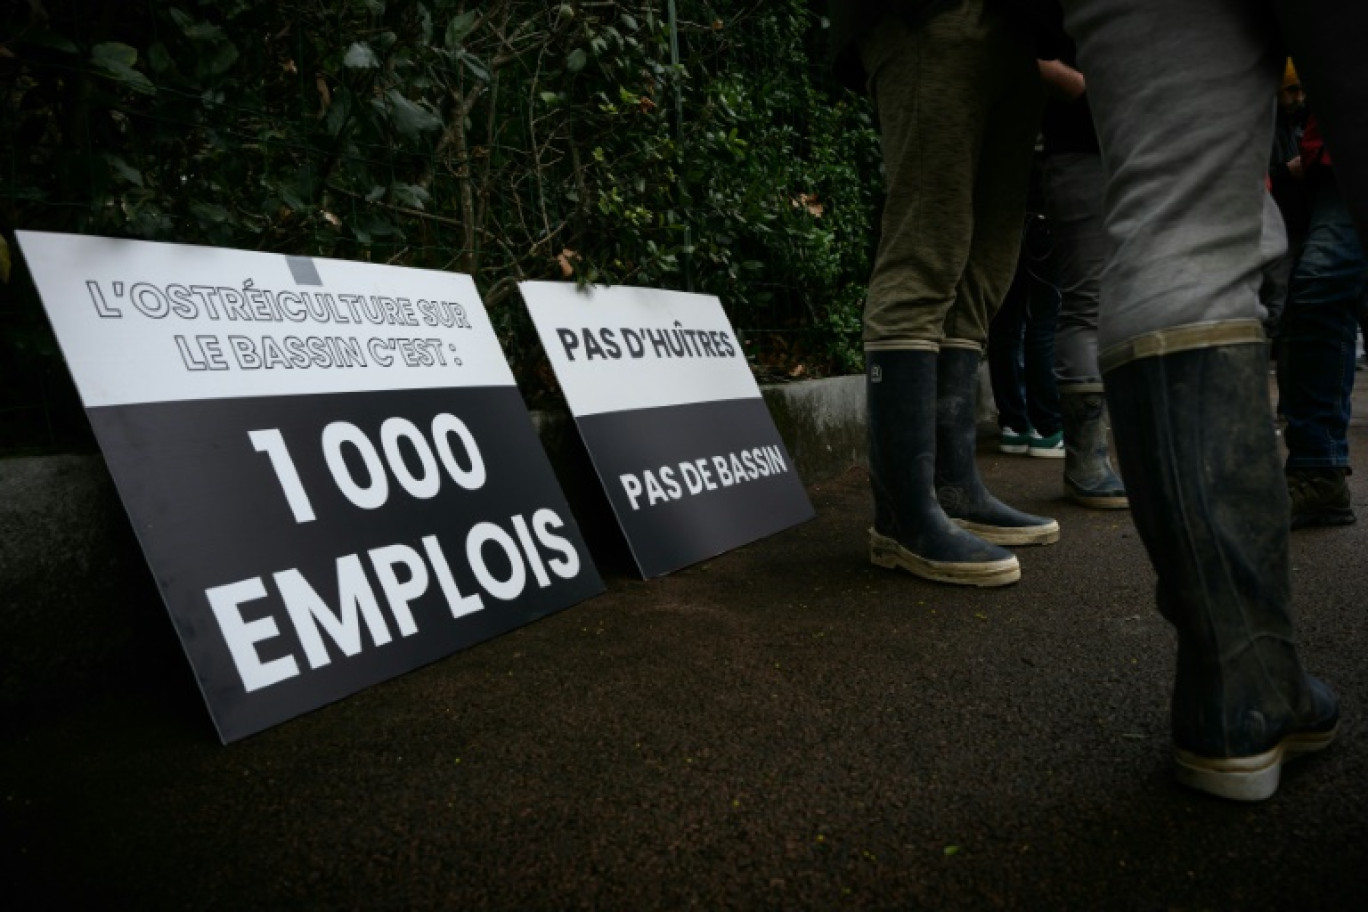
0 0 880 454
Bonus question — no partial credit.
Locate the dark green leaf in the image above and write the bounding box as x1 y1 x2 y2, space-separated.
19 28 78 53
460 52 489 82
417 5 433 45
391 183 431 209
354 211 401 239
343 43 379 69
202 42 240 77
183 21 227 42
190 201 231 223
91 41 137 69
324 91 353 136
146 42 174 75
90 43 156 95
106 156 144 188
445 10 478 47
378 89 442 140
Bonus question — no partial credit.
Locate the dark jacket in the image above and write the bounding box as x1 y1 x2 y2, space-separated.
825 0 1065 91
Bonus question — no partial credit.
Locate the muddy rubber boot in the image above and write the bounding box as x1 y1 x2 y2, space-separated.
934 345 1060 546
1286 467 1355 529
1105 334 1338 801
1058 383 1129 509
866 349 1020 587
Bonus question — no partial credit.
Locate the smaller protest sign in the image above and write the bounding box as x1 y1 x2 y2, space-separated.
520 281 814 577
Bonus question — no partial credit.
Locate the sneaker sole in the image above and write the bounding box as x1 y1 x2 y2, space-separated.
951 517 1060 546
868 528 1020 587
1028 448 1065 460
1174 723 1338 802
999 443 1029 455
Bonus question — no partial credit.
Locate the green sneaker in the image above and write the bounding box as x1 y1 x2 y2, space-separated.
1287 467 1355 529
999 426 1032 455
1028 429 1064 459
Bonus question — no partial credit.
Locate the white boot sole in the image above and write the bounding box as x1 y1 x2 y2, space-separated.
868 528 1020 588
951 517 1060 546
1174 725 1338 801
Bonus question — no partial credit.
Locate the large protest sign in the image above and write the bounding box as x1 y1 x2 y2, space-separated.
17 231 603 742
519 281 814 578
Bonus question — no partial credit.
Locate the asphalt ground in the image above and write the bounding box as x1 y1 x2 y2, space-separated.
3 373 1368 911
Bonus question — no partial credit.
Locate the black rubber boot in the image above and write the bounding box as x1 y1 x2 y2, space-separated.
866 350 1020 587
1286 467 1355 529
934 346 1060 546
1058 383 1129 509
1105 340 1339 801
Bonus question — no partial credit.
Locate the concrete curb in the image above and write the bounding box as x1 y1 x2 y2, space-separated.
761 375 867 485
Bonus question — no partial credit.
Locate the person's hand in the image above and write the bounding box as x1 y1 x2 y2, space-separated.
1287 157 1304 180
1037 59 1085 99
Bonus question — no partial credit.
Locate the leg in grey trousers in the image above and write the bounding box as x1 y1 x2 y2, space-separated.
1043 152 1107 385
1060 0 1338 801
1043 150 1127 507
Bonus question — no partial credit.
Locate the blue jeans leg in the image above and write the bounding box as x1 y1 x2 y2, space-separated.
1022 224 1061 437
988 252 1031 434
1279 179 1368 469
989 215 1060 435
1044 152 1107 384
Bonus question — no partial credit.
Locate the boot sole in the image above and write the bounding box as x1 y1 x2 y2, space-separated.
951 518 1060 546
1066 487 1130 510
1173 723 1338 801
868 529 1020 587
1290 509 1355 530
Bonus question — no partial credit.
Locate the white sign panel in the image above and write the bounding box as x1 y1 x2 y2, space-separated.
18 232 604 742
520 281 814 577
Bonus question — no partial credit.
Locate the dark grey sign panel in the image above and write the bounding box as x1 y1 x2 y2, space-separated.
87 387 601 741
577 398 813 577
